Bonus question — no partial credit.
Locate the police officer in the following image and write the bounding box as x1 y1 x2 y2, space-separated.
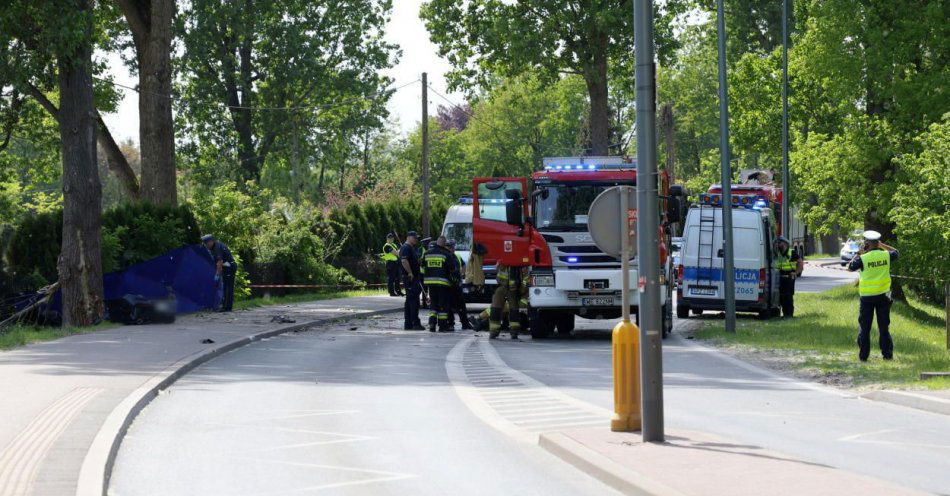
399 231 425 330
774 236 803 317
489 263 525 339
422 236 457 332
848 230 898 361
202 234 236 312
381 233 403 297
445 240 473 330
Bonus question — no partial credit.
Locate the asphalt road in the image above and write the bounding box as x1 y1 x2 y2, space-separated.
109 317 617 496
111 262 947 495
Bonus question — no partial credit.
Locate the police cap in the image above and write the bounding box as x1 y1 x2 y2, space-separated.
446 240 456 248
201 234 215 242
386 232 395 238
406 231 418 238
863 230 882 241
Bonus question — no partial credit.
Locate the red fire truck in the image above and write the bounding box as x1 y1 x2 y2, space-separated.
471 156 687 338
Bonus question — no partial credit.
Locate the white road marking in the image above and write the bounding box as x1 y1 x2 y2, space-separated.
225 456 416 495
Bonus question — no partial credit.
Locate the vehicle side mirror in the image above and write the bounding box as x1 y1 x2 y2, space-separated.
505 189 523 226
667 197 682 224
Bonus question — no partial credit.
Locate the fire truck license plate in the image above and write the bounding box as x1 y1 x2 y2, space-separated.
581 297 614 306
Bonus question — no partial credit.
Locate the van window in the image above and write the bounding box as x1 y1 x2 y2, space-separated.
685 226 761 260
442 223 472 251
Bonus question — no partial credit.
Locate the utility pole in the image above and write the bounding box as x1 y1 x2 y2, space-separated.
634 0 664 442
715 0 736 333
421 72 431 238
781 0 791 236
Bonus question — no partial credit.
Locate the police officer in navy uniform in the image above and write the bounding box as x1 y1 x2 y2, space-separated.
202 234 237 312
422 236 458 332
445 240 473 330
399 231 425 330
381 233 403 296
848 230 899 361
774 236 803 317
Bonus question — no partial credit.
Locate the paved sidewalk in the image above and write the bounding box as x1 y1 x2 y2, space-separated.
540 427 925 496
0 295 401 496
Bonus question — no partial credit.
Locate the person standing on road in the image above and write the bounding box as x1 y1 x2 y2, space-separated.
202 234 236 312
422 236 457 332
774 236 803 317
446 240 472 330
848 230 899 361
400 231 425 330
381 233 403 297
489 263 523 340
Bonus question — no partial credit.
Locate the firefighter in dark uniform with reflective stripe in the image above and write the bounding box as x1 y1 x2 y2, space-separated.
848 230 898 361
489 263 525 339
774 236 803 317
381 233 403 296
422 236 457 332
446 240 472 330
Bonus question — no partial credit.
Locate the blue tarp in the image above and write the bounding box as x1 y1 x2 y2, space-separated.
103 244 218 313
14 244 218 317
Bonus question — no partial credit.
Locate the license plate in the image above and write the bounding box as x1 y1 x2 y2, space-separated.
581 297 614 306
689 286 718 296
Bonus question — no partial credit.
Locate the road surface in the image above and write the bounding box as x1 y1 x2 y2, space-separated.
111 260 949 495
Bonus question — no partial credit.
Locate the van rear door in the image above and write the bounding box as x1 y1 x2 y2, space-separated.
682 209 763 303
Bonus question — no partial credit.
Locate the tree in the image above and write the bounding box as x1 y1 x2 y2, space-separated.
1 0 105 326
421 0 686 156
115 0 177 204
176 0 397 187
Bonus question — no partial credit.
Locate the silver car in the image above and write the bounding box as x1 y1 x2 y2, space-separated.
840 240 860 266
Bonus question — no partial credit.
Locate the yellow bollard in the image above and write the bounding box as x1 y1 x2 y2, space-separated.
611 318 641 431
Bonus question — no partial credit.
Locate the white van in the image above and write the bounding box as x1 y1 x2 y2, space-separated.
441 199 496 303
676 202 781 318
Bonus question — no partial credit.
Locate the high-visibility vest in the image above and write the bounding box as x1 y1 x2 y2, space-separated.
380 242 399 262
776 249 795 272
858 250 891 296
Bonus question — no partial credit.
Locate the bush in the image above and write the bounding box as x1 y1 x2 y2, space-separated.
5 203 201 291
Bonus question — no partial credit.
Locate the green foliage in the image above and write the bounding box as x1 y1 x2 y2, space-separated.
5 203 200 291
892 117 950 301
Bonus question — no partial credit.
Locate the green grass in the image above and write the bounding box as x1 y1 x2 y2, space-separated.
233 289 386 310
695 285 950 389
804 253 837 260
0 322 115 351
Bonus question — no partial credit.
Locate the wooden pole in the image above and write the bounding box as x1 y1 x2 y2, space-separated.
421 72 431 238
945 282 949 350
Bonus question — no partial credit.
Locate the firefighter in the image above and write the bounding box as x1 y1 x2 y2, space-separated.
381 233 403 297
489 263 527 339
848 230 898 362
422 236 457 332
774 236 803 317
445 240 472 330
418 237 431 309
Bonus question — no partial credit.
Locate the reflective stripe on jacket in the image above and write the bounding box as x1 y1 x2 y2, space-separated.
858 250 891 296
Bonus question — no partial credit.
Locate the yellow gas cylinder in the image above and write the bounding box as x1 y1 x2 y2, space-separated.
611 319 642 432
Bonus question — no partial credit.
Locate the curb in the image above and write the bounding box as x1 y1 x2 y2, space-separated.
76 307 402 496
538 432 683 496
861 390 950 416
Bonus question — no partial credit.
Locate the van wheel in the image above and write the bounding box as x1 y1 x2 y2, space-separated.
758 309 774 320
676 304 689 319
662 304 672 338
691 308 703 316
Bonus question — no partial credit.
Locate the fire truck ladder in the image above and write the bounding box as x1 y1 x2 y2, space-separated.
696 203 717 285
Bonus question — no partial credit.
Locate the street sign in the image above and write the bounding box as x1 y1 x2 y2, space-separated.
588 186 638 259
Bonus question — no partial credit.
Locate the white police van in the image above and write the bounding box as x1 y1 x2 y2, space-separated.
676 193 782 319
441 198 496 303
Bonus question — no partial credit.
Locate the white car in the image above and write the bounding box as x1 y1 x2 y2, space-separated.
840 240 861 266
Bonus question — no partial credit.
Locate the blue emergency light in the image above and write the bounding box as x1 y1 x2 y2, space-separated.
458 197 474 204
567 257 579 263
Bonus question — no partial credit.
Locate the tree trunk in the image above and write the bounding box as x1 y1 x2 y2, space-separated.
660 103 675 183
136 0 177 204
584 50 610 156
57 0 104 327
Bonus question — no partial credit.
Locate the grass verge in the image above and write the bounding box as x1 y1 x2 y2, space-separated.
233 289 386 310
0 322 115 351
804 253 837 260
694 285 949 389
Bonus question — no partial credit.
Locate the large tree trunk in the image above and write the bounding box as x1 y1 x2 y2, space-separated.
57 0 104 327
584 49 610 156
119 0 177 204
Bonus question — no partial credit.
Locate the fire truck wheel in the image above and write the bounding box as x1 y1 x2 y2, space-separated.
529 310 554 338
555 312 575 335
662 304 672 338
676 304 690 319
